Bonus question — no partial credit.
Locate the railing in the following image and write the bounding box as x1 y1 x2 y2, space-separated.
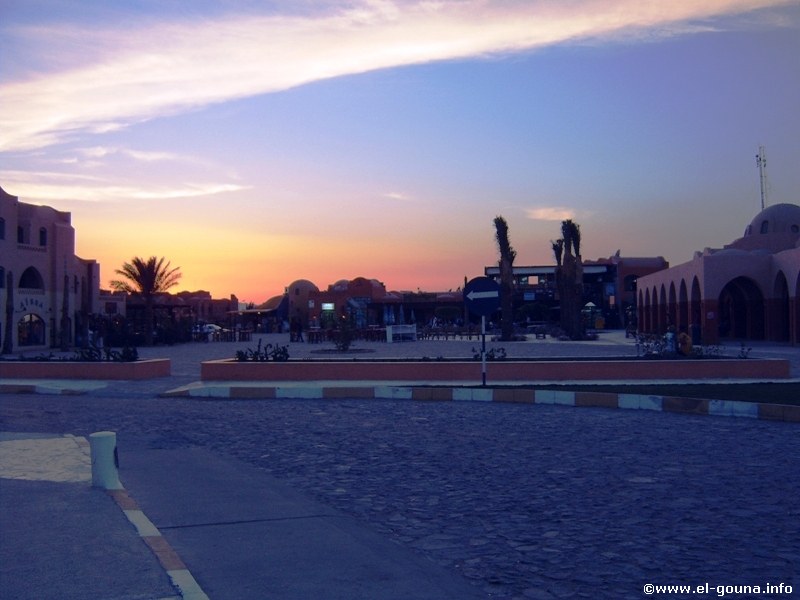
386 324 417 343
17 243 47 253
417 326 479 340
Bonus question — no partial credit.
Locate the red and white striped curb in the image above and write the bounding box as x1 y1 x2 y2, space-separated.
107 488 209 600
166 384 800 423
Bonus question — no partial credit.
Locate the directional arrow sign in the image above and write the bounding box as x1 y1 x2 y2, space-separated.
464 277 501 317
466 289 500 301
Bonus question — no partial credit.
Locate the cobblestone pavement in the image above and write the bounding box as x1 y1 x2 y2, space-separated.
2 333 799 599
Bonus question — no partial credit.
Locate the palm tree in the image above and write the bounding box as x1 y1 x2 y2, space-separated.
554 220 584 339
110 256 181 345
493 216 516 341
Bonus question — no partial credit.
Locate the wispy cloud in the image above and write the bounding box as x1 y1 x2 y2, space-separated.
0 0 793 152
384 191 411 201
75 146 183 162
525 206 576 221
0 170 248 202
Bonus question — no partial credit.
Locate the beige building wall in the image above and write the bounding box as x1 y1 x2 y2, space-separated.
637 203 800 345
1 186 102 353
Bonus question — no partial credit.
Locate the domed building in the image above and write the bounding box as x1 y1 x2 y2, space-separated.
286 279 319 327
637 203 800 344
738 203 800 249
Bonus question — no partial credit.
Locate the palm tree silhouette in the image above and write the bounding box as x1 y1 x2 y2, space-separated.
493 216 516 342
554 220 584 339
110 256 181 345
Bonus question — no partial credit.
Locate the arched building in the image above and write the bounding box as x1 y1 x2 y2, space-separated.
0 186 109 352
636 203 800 345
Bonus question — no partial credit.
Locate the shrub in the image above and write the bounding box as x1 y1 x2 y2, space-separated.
472 347 507 361
332 317 355 352
234 339 290 362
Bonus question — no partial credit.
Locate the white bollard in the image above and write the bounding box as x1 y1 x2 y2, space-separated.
89 431 123 490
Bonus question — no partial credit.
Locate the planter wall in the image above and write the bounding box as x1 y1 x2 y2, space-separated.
200 358 790 382
0 359 171 380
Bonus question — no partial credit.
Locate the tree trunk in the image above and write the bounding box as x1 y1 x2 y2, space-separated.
60 273 70 351
499 257 515 341
144 298 155 346
558 253 585 340
493 216 516 342
2 271 13 354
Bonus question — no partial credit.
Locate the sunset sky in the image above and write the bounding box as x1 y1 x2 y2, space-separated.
2 1 798 304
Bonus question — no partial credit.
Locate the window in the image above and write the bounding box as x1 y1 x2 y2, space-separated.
760 220 769 234
0 266 4 288
19 266 45 290
0 217 5 239
39 227 47 246
17 223 31 244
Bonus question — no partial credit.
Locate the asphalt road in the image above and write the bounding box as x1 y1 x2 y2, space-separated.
1 385 798 599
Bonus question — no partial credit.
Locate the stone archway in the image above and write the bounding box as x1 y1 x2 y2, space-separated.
718 277 765 340
795 273 800 345
668 282 677 330
772 272 790 342
649 287 658 333
678 279 689 333
691 277 703 344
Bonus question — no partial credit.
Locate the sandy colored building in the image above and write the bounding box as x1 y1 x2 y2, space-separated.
636 203 800 345
0 186 110 353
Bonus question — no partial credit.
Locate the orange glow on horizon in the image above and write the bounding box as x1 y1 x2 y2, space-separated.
75 210 497 304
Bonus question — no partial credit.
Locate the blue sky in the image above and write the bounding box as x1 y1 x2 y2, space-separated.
1 0 798 302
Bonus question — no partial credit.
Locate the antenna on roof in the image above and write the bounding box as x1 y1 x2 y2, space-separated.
756 145 768 210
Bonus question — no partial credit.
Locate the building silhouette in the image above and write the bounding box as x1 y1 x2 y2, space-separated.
7 183 796 348
485 255 668 330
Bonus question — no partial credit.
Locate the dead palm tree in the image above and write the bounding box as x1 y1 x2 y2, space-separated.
554 220 584 339
110 256 181 345
493 216 516 341
551 239 564 267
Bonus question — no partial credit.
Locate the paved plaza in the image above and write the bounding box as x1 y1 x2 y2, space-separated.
1 332 798 599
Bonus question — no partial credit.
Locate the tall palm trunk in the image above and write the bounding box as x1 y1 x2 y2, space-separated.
143 297 156 346
494 216 516 341
555 220 584 340
2 271 13 354
60 273 70 351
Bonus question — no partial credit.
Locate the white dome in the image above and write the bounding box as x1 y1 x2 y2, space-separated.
745 203 800 236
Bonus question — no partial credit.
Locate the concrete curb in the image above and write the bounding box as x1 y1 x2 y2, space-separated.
107 488 209 600
163 384 800 423
0 383 87 395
